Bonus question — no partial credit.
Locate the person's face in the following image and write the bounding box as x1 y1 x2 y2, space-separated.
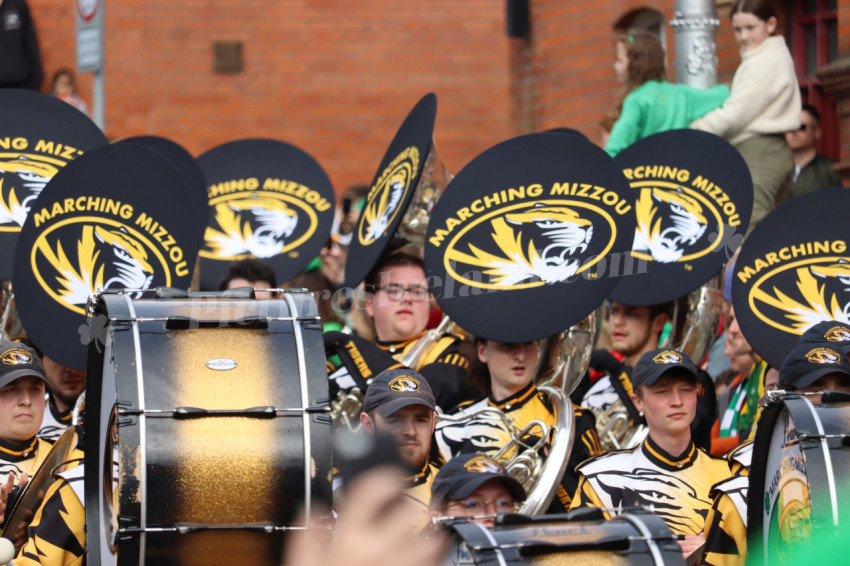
785 110 820 152
444 479 517 528
631 375 697 439
319 240 346 285
614 41 629 83
226 277 274 300
798 372 850 405
54 73 74 97
42 355 85 411
732 12 776 53
365 264 430 342
477 340 539 397
724 306 755 374
0 376 45 443
362 404 435 471
608 302 662 358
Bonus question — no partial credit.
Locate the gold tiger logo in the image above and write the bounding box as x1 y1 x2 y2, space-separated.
205 195 299 259
359 147 419 246
652 350 683 364
805 347 840 364
633 188 708 263
824 326 850 342
1 349 33 365
389 375 420 392
0 154 62 229
463 455 503 475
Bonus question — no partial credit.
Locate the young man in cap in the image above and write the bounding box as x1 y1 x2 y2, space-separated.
778 341 850 403
429 453 526 529
360 253 476 410
0 341 52 485
360 368 440 526
570 348 731 561
575 301 716 452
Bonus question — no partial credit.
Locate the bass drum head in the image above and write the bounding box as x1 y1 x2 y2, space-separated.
748 395 850 565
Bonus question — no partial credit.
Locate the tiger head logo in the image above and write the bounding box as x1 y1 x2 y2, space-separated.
1 348 34 365
444 202 599 288
653 350 683 364
805 347 841 364
389 375 420 392
463 455 504 475
633 188 708 263
824 326 850 342
33 221 165 315
205 195 299 259
359 147 419 246
0 154 60 229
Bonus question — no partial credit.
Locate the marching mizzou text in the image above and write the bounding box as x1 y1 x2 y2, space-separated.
32 197 191 277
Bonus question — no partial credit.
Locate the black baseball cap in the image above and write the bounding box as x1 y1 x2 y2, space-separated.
0 341 47 389
362 368 436 417
631 348 698 389
779 342 850 390
798 321 850 347
431 453 526 508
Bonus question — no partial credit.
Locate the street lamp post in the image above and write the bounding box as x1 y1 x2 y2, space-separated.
670 0 720 88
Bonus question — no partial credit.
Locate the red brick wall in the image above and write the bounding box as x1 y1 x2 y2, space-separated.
27 0 512 194
510 0 744 144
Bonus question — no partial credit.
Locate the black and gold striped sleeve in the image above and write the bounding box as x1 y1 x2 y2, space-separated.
702 485 747 566
15 477 85 566
568 474 612 520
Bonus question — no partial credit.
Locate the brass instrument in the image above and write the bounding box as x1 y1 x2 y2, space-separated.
594 274 724 451
330 387 364 433
396 137 452 247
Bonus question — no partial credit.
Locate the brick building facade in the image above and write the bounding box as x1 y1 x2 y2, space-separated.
28 0 849 194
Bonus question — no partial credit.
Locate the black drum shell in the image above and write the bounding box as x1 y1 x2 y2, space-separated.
86 290 331 566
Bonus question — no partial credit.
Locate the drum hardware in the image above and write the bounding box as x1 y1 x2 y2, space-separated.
330 387 365 432
116 405 331 419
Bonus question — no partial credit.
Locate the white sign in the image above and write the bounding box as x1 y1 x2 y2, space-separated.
76 0 103 72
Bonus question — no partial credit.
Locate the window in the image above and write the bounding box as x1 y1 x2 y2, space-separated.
788 0 839 158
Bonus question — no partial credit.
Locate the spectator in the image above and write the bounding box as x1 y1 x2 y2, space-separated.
50 68 90 117
785 103 842 199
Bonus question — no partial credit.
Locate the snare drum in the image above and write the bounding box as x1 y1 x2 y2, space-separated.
84 288 332 566
444 511 685 566
748 394 850 565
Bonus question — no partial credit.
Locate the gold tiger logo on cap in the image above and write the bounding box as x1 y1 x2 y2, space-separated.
653 350 683 364
1 349 33 365
824 326 850 342
389 375 420 392
805 347 841 364
463 456 503 474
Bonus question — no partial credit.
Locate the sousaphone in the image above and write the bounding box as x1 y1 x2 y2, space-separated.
425 132 636 514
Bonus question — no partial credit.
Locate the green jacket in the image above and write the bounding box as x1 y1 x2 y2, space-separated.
605 80 730 157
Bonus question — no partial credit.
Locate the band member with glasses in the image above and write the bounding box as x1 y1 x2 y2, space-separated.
571 348 731 562
361 253 476 410
434 337 602 512
429 453 525 529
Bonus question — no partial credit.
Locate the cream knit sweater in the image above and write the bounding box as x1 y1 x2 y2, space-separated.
691 36 800 146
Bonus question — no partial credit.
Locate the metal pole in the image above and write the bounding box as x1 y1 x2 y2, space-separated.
94 69 105 131
670 0 720 88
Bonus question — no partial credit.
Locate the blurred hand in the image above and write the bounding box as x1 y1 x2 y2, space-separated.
285 467 446 566
0 472 27 525
678 533 705 564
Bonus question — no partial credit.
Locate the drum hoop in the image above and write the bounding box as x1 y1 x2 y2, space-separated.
123 292 149 563
282 291 313 520
618 513 666 566
469 521 508 566
795 396 840 526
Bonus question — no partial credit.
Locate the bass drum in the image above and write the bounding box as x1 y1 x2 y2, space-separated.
84 289 332 566
444 511 685 566
748 393 850 565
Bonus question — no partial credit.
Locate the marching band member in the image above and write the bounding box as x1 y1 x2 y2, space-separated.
434 337 602 512
575 300 717 451
778 341 850 402
570 348 731 561
359 368 440 529
361 253 476 410
0 342 53 486
429 453 526 528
